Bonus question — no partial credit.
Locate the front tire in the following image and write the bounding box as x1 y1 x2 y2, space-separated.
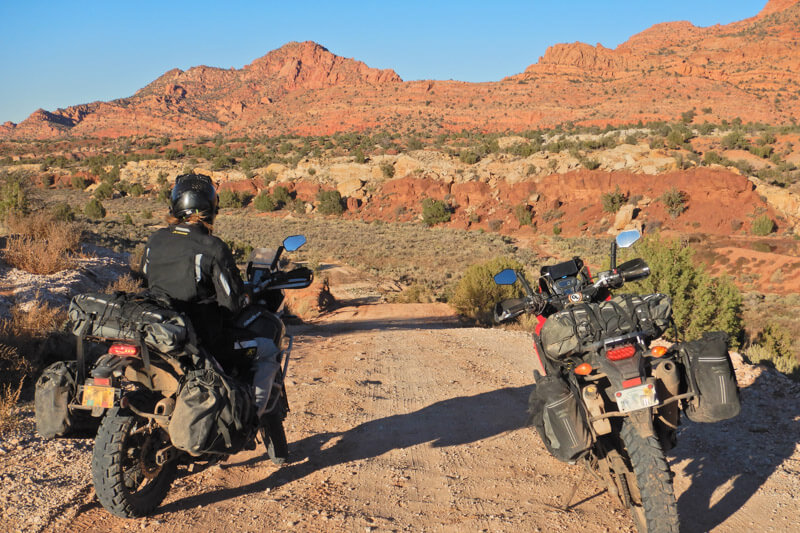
91 407 176 518
620 419 679 533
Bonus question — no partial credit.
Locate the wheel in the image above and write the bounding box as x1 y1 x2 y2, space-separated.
620 419 680 533
91 407 176 518
260 413 288 465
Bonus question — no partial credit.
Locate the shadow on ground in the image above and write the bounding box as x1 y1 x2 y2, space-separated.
160 385 531 513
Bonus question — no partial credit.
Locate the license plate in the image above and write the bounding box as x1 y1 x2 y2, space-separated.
615 383 659 413
82 385 116 408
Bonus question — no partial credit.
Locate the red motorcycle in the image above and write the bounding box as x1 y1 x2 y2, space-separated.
494 230 740 533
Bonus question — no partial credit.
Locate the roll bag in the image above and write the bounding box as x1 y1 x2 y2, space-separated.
168 368 253 455
540 293 672 359
529 372 593 463
680 331 741 423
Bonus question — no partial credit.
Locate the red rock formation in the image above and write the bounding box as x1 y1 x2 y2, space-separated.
2 2 799 140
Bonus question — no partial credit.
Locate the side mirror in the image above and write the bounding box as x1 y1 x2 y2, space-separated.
493 269 518 285
283 235 306 252
616 230 641 249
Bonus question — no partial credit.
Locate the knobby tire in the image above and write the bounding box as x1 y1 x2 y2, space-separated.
91 406 176 518
620 419 680 533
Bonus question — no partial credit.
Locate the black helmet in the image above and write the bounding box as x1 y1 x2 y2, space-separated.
170 173 219 222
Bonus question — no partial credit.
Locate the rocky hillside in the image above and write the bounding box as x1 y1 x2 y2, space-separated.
2 1 799 139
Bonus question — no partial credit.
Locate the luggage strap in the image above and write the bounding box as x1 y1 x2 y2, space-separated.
75 320 90 385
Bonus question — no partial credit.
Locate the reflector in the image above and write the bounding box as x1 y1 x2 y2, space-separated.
651 346 668 358
574 363 593 375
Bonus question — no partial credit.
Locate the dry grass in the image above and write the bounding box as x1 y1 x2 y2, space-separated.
2 211 82 274
104 273 143 294
0 343 30 435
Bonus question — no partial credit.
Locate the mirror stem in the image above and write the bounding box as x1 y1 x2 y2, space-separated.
610 241 617 271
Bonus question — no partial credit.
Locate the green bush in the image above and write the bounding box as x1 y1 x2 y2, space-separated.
449 256 526 325
51 202 75 222
514 204 532 226
316 190 344 215
254 193 277 212
0 173 28 220
459 151 480 165
421 198 451 226
218 189 244 209
380 161 396 179
71 175 87 190
660 187 687 218
93 181 113 200
84 198 106 219
628 234 742 346
123 214 134 225
601 186 627 213
751 214 775 236
272 186 291 207
747 324 798 378
129 183 145 197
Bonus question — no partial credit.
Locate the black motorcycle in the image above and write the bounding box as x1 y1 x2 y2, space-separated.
67 235 312 518
494 230 740 533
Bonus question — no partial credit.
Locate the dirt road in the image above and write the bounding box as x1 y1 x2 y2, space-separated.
4 303 799 532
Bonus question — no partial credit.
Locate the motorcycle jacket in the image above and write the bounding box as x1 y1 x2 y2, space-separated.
141 223 247 353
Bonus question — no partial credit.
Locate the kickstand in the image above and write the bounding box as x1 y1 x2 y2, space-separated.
560 468 587 511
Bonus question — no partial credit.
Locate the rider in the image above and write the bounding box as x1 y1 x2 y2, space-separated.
140 173 279 419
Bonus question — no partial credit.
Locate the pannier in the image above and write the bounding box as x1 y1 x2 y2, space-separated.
168 368 253 455
34 361 100 438
680 331 741 423
529 372 593 463
68 292 189 353
540 293 672 360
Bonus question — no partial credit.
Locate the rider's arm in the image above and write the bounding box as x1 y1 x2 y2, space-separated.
211 243 248 317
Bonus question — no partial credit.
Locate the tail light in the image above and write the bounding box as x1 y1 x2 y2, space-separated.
109 344 139 356
606 344 636 361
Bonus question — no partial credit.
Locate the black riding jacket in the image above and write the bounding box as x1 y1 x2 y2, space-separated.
141 223 246 353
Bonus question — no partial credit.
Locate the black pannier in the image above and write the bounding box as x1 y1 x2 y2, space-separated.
34 361 100 438
68 292 189 353
540 293 672 360
529 372 593 463
168 368 253 455
680 331 741 423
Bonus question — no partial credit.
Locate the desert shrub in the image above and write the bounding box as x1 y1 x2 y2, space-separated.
104 273 143 294
85 198 106 219
628 234 742 346
261 171 278 187
459 151 480 165
746 324 798 378
71 174 87 190
581 158 601 170
449 256 526 324
93 181 113 200
552 223 562 235
601 186 627 213
316 190 345 215
2 212 81 274
51 202 75 222
703 151 725 165
0 173 29 220
751 214 775 236
392 283 436 304
225 240 254 263
129 183 146 197
212 155 236 170
0 341 30 434
380 161 396 179
488 219 503 232
254 193 277 212
272 186 291 207
353 148 366 164
219 189 244 209
660 187 687 217
514 204 532 226
421 198 451 226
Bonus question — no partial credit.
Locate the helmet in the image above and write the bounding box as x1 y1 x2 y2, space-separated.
170 173 219 222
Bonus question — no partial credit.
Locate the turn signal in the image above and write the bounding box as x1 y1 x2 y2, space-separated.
651 346 668 358
109 344 139 356
574 363 593 375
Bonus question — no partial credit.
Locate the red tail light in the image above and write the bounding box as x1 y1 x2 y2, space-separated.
93 377 112 386
607 344 636 361
109 344 139 356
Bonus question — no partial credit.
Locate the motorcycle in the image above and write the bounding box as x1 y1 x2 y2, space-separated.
494 230 701 533
69 235 312 518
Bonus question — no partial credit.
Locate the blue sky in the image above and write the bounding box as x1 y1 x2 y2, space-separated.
0 0 768 124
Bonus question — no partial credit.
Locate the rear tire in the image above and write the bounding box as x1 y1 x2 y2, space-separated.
260 413 288 465
91 407 176 518
620 419 679 533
